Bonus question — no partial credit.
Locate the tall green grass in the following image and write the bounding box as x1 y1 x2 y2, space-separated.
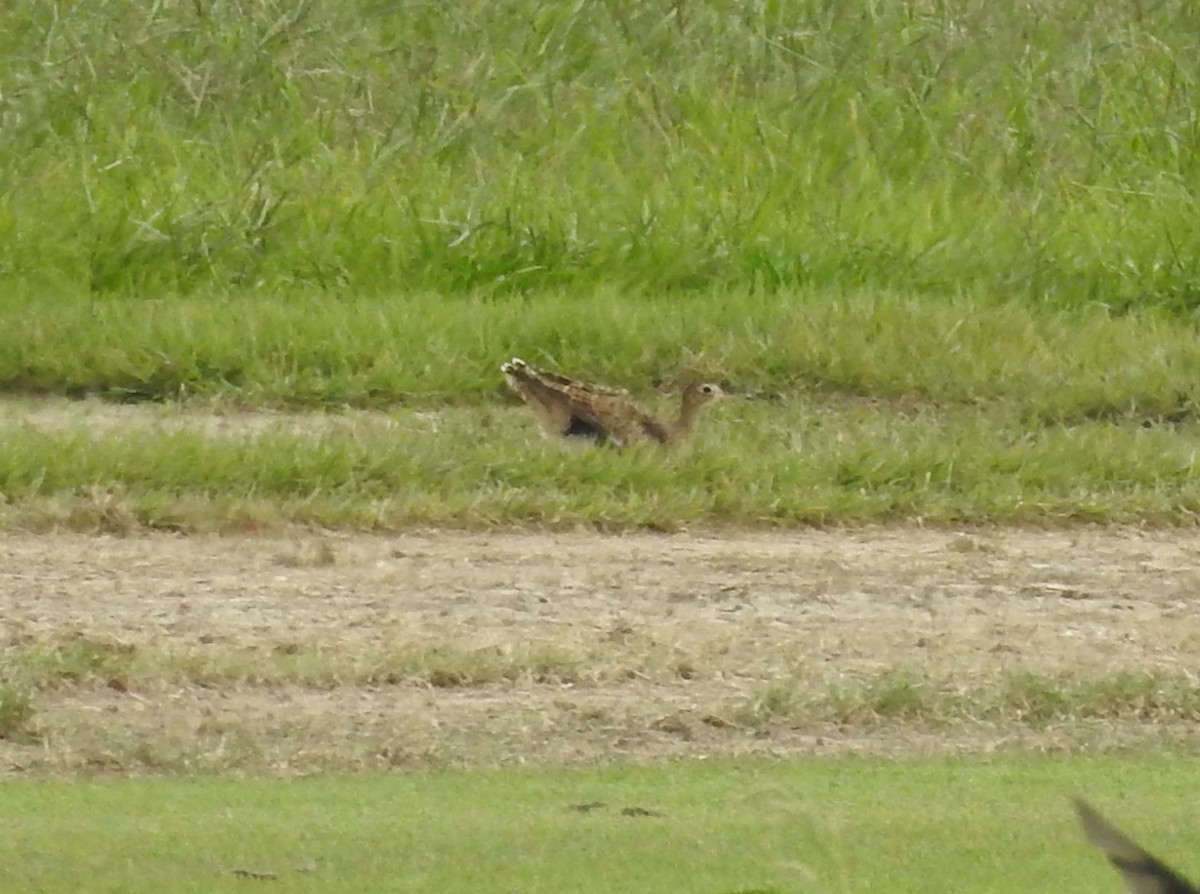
3 757 1199 893
3 0 1200 306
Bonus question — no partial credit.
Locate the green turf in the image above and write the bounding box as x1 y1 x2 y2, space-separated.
3 757 1197 893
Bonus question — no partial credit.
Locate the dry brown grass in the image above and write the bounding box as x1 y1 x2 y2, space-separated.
5 526 1200 777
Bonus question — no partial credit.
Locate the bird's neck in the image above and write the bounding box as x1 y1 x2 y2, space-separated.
667 395 704 442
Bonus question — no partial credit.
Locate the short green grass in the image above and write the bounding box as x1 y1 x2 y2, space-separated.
3 290 1200 413
3 757 1198 893
4 394 1200 530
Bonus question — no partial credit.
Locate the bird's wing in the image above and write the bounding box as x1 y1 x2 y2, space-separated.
504 362 638 440
570 392 664 446
502 364 579 437
522 363 629 398
1075 799 1199 894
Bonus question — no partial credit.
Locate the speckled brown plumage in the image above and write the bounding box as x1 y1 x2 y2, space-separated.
500 358 723 447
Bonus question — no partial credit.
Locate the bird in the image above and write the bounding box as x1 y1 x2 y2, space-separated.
500 357 724 447
1075 798 1198 894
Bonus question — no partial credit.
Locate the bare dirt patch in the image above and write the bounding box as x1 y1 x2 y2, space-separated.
4 395 418 437
3 526 1200 778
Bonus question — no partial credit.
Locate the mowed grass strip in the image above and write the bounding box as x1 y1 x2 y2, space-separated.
3 291 1200 419
3 757 1199 894
2 396 1199 530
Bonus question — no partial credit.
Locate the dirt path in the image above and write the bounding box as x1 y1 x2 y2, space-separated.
3 526 1200 777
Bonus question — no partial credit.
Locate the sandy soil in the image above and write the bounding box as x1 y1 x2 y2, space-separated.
3 526 1200 778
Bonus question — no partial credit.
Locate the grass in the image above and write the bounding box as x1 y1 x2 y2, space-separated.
2 756 1199 893
2 3 1200 528
10 633 1200 735
3 395 1200 530
8 636 587 691
5 10 1198 879
0 684 38 743
738 670 1200 730
2 290 1200 412
3 1 1200 308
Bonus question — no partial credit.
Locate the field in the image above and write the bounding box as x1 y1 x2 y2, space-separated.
6 525 1200 892
5 0 1200 890
4 757 1198 894
5 524 1200 892
7 525 1200 776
